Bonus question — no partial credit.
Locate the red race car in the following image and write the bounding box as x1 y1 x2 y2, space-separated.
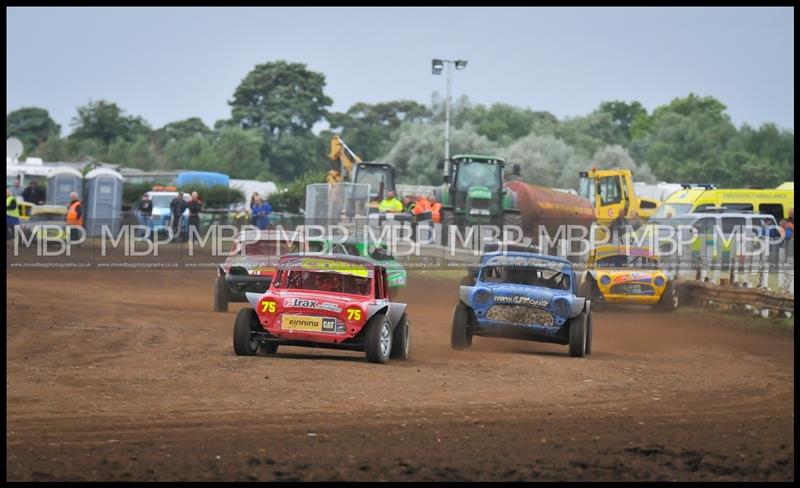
232 253 411 364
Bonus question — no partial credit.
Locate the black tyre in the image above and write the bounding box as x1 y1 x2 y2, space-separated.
259 342 279 355
365 314 393 364
214 275 229 313
441 209 456 246
657 280 680 312
389 313 411 360
451 302 473 350
584 309 593 356
501 211 522 228
233 308 260 356
459 275 476 287
568 309 588 358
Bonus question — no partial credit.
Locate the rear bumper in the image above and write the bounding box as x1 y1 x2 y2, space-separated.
252 329 365 351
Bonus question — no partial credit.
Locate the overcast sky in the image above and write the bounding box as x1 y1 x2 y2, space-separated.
6 6 795 137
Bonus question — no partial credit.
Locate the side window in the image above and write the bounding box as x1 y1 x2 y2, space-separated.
693 218 713 235
723 203 753 212
758 203 783 222
694 203 716 212
382 268 389 299
720 217 746 235
344 244 361 256
332 244 348 255
598 176 621 205
639 199 657 209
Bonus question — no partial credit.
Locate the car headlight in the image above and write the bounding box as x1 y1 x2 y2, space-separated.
473 289 492 305
600 275 611 286
553 298 570 316
653 276 665 287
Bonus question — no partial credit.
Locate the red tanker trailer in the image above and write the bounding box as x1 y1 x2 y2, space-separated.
505 180 596 244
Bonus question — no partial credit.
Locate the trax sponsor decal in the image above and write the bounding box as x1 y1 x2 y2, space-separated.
612 273 653 284
485 255 568 271
283 298 343 313
493 295 550 307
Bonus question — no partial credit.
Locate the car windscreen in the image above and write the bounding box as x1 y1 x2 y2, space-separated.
368 244 394 261
281 270 371 295
150 195 176 208
243 240 302 256
479 266 570 291
651 203 693 219
595 255 659 269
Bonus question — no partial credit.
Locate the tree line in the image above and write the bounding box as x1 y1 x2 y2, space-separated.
7 60 794 190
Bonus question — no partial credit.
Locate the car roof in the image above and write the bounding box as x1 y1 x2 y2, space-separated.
278 252 377 268
481 251 572 266
677 212 777 220
238 229 305 243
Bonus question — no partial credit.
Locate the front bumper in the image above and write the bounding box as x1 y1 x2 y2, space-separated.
471 318 569 345
596 293 662 305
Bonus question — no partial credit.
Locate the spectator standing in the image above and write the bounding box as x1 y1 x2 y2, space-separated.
10 176 23 198
251 195 272 230
135 193 153 238
187 191 203 243
170 192 188 241
249 192 261 226
21 179 45 205
66 191 84 243
7 188 20 240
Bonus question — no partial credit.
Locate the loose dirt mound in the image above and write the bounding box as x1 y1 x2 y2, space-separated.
6 267 794 481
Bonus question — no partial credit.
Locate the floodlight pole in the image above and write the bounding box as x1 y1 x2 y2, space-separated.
444 60 452 161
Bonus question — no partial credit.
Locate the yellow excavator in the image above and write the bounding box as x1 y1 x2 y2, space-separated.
327 136 397 209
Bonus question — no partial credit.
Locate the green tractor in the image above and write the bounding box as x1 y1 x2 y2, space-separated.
436 155 522 244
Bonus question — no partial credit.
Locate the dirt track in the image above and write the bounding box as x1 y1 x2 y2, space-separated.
6 260 795 480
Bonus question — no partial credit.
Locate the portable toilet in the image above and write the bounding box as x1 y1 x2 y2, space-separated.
85 168 124 237
46 167 84 206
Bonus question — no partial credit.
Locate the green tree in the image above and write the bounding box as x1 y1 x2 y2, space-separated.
163 135 217 171
6 107 61 156
211 126 266 179
556 111 627 158
597 100 647 142
502 134 583 188
263 133 328 182
230 60 333 138
153 117 211 148
70 100 151 145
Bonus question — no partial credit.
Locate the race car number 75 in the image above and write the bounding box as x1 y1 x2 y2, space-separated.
261 301 276 313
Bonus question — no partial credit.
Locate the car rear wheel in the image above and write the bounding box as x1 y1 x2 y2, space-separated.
657 281 679 312
568 309 588 358
233 308 260 356
390 313 411 360
451 302 474 350
365 314 393 364
584 310 593 355
214 275 229 313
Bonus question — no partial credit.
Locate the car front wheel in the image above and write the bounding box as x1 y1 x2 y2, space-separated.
233 308 260 356
365 314 393 364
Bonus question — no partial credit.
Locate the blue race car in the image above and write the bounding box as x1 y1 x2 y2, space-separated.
451 252 593 357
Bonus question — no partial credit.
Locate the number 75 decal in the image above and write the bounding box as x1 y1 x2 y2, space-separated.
346 308 362 320
261 301 276 313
